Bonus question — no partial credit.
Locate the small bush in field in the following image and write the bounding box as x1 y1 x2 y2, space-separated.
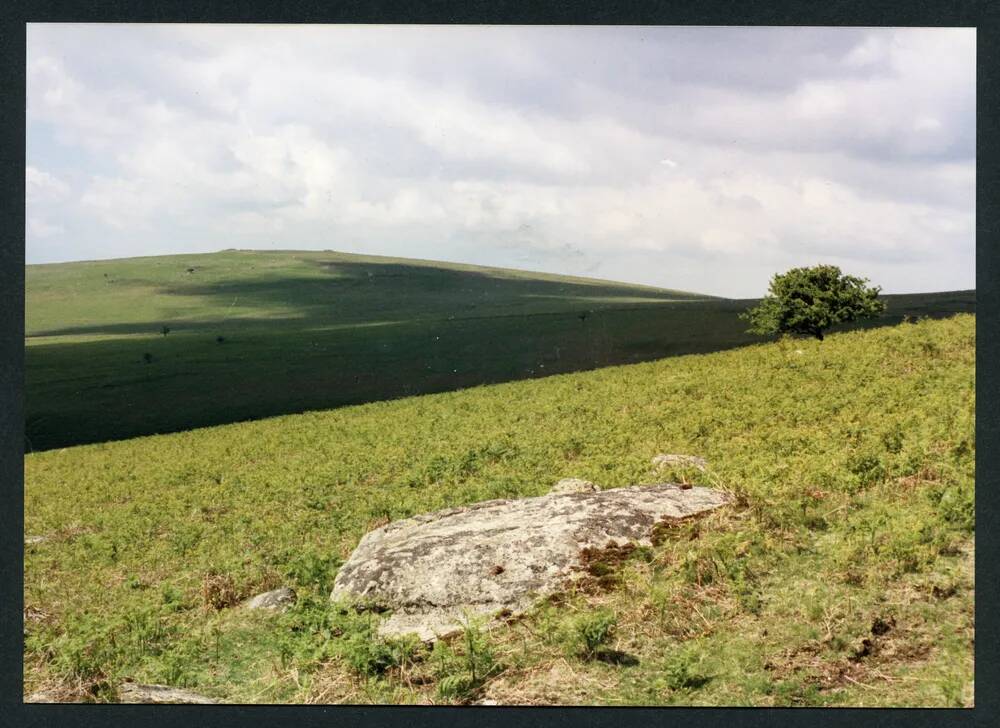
742 265 885 341
432 618 501 701
572 609 618 658
339 628 421 678
201 571 240 610
663 646 710 690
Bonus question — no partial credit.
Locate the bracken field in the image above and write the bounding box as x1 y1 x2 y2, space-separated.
24 311 975 706
24 250 974 451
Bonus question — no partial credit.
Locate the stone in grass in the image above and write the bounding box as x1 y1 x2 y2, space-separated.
244 586 297 611
24 535 47 545
651 453 709 471
118 682 216 704
331 483 728 641
549 478 599 495
25 689 63 703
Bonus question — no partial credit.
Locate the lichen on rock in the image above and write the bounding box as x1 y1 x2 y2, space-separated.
244 587 296 611
651 453 709 471
331 483 728 641
118 682 216 704
549 478 599 494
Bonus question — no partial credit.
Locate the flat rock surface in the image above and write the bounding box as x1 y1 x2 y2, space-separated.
549 478 599 494
331 483 728 640
244 587 296 611
651 453 708 471
24 689 63 703
118 683 216 704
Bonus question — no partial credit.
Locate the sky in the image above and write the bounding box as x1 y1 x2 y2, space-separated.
26 24 975 298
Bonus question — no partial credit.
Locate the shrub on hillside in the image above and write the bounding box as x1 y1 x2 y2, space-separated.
742 265 885 341
431 618 501 701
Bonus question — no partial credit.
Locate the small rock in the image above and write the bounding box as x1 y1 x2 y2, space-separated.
24 535 47 545
476 699 499 706
244 587 296 611
118 683 216 704
25 689 62 703
651 454 708 471
549 478 599 495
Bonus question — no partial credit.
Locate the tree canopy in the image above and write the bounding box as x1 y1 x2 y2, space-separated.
741 264 886 341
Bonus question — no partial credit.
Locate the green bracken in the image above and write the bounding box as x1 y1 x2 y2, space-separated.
571 609 618 658
25 251 972 450
24 314 974 705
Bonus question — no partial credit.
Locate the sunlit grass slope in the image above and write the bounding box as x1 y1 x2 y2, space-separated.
25 250 974 451
24 314 974 706
26 249 717 450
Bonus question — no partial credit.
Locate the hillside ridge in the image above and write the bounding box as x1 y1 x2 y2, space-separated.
24 251 976 451
26 248 716 300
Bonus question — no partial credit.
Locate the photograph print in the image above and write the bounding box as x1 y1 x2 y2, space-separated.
23 24 975 706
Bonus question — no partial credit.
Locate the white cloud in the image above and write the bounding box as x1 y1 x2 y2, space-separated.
26 166 69 199
25 24 974 297
25 166 71 245
27 217 65 238
79 176 155 230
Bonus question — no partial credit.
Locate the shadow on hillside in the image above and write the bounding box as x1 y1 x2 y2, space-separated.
28 259 707 339
24 284 974 452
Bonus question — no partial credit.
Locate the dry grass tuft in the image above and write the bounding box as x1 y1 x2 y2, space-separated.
201 571 241 610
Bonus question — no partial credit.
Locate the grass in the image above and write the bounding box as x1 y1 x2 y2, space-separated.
25 249 974 450
24 313 974 706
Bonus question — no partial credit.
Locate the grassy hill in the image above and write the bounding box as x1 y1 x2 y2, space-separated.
25 250 975 451
24 314 974 706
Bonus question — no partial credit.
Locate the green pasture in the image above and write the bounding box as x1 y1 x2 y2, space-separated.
24 250 975 450
24 314 975 706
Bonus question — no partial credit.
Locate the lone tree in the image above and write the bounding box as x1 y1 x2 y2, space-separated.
741 264 885 341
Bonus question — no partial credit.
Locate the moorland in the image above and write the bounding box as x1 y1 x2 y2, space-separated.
23 254 975 705
25 250 975 451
